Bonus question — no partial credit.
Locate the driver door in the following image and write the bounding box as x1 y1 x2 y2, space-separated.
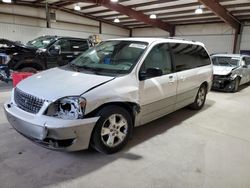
46 39 71 68
138 43 177 125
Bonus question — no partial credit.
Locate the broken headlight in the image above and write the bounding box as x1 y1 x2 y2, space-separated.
45 97 86 120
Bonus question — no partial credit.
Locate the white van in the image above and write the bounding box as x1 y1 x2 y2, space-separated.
4 38 213 154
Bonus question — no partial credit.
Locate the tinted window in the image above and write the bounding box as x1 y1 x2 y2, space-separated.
53 39 71 52
140 43 173 75
170 43 210 72
70 40 89 52
244 57 250 66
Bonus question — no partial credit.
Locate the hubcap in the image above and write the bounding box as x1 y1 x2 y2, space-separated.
101 114 128 147
197 87 206 106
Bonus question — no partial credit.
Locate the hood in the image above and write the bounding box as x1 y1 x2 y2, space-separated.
0 39 36 55
16 67 115 101
213 65 236 76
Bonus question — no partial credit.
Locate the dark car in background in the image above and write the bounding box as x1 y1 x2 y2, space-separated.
0 36 91 74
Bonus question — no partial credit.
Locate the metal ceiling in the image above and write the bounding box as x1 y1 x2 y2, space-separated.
2 0 250 32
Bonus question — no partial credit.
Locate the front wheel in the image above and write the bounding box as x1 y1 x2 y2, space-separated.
189 84 207 110
20 67 38 73
232 77 240 92
91 105 133 154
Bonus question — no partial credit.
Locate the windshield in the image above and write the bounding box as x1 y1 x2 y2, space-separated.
70 40 148 76
212 56 240 67
26 36 55 49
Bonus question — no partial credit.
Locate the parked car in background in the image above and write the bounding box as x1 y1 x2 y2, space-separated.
211 54 250 92
4 38 212 154
0 36 91 73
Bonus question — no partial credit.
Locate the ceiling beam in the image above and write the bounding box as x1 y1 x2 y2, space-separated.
86 0 175 35
8 1 129 30
198 0 240 29
33 0 45 3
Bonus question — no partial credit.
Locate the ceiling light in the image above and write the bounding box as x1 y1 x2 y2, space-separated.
150 14 157 19
111 0 118 2
2 0 12 3
74 4 81 11
114 18 120 23
195 6 203 14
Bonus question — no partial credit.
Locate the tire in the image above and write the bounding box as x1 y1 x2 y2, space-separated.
189 84 207 110
232 77 240 93
20 67 37 73
91 105 133 154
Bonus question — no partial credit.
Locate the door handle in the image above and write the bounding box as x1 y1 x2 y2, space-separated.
169 75 175 83
66 55 73 58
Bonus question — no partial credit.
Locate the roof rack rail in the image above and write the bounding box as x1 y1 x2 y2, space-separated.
167 37 198 43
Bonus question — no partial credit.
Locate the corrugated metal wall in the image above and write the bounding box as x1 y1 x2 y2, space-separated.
132 23 237 54
0 4 129 43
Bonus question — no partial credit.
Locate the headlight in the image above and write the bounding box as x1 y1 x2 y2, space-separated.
45 97 86 120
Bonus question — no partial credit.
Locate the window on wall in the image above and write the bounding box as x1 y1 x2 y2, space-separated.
140 43 173 75
169 43 211 72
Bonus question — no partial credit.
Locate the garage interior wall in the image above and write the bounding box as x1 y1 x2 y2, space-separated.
132 23 250 54
0 4 129 43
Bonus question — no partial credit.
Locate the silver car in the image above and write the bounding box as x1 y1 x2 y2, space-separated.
212 54 250 92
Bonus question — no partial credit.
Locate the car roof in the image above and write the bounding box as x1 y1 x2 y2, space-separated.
40 35 88 40
212 54 250 58
106 37 205 47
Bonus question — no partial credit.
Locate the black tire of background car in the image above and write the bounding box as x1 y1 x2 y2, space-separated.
233 77 240 93
91 105 133 154
20 67 37 73
189 84 207 110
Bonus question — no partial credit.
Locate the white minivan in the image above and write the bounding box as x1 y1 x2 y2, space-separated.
4 38 213 154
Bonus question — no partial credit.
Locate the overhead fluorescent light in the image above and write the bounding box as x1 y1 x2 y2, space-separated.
2 0 12 3
114 18 120 23
195 6 203 14
150 14 157 19
74 4 81 11
111 0 118 2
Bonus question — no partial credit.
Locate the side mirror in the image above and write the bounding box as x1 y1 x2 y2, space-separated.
50 45 61 55
139 67 163 80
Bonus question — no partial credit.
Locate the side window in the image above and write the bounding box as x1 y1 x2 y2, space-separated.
169 43 210 72
70 40 89 52
245 57 250 66
53 39 71 52
140 43 173 75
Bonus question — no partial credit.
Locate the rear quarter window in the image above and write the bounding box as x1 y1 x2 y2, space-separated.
169 43 211 72
70 40 89 52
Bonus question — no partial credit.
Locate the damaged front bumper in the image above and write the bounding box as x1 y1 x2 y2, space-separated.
4 102 99 151
212 75 235 91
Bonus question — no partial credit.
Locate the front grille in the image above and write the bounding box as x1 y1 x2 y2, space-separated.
14 88 44 114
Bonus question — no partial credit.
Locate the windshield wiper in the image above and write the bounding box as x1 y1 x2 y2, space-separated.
74 65 105 75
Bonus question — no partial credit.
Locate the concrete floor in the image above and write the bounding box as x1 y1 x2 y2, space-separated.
1 81 250 188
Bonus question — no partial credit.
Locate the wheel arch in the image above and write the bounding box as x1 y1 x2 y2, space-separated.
85 101 140 126
17 62 44 71
201 81 209 93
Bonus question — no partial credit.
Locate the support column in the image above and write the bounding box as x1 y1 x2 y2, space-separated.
45 3 51 28
233 27 240 53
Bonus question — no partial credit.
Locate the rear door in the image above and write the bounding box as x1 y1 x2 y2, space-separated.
138 43 178 125
69 39 89 61
169 43 211 110
46 38 71 68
